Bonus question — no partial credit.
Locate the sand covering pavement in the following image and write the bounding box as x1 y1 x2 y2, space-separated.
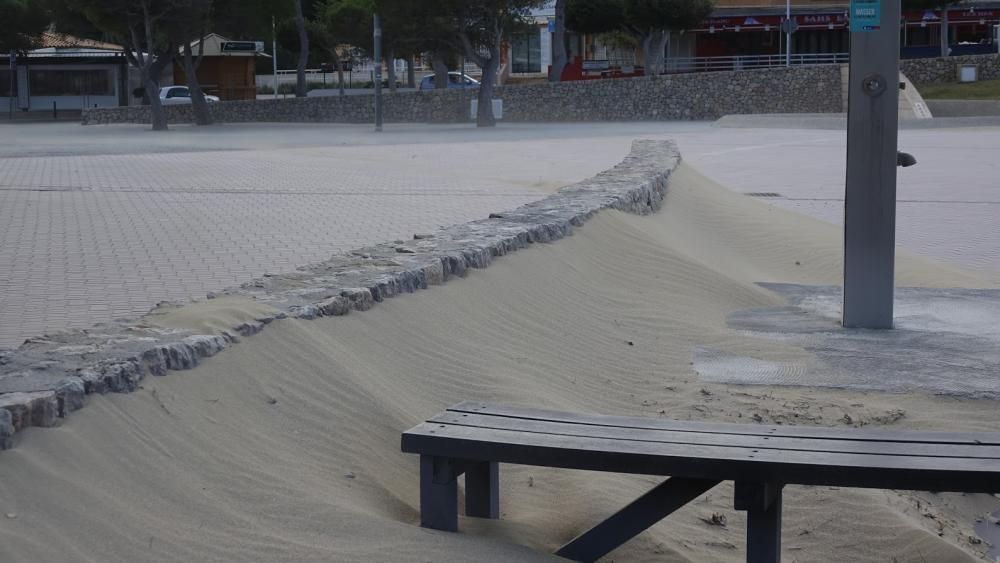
0 164 997 562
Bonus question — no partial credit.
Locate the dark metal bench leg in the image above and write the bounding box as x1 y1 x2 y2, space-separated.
557 477 721 562
465 461 499 519
735 481 784 563
420 455 458 531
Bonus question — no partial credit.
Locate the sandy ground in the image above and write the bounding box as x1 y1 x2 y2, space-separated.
0 164 998 562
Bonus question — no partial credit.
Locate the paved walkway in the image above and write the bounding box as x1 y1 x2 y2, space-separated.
1 121 997 348
0 123 665 348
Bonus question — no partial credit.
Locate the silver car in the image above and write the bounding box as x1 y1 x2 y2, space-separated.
159 86 221 105
419 73 480 91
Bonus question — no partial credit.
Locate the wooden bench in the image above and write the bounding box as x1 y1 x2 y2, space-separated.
401 401 1000 562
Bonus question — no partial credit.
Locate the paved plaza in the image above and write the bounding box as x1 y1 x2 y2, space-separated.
0 121 998 348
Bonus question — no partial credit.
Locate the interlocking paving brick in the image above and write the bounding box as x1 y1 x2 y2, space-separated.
1 121 997 348
0 124 640 348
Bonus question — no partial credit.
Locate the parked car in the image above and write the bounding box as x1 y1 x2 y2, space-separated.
159 86 220 105
419 73 480 91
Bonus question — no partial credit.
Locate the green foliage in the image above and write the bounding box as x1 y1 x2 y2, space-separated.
566 0 625 34
211 0 293 40
918 79 1000 100
316 0 374 54
567 0 713 35
624 0 713 32
0 0 51 52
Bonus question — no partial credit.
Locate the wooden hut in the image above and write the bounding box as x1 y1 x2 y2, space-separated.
174 34 263 101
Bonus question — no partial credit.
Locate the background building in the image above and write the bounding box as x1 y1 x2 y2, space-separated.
511 0 1000 80
2 33 128 113
174 34 263 101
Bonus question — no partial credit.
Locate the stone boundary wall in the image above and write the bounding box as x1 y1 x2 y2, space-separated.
901 54 1000 85
83 65 843 125
0 140 682 451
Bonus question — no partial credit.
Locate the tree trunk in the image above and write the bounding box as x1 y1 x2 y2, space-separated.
182 42 212 126
144 72 168 131
476 46 501 127
293 0 309 98
387 47 397 92
432 54 449 89
144 52 174 131
406 56 416 88
550 0 567 82
641 33 654 78
334 53 345 96
653 31 670 76
940 8 949 58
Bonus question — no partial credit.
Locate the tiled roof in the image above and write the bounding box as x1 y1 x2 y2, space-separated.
36 32 122 51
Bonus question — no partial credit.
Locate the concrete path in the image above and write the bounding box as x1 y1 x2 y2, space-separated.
0 121 997 348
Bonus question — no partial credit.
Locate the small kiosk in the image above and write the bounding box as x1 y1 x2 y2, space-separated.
174 34 264 101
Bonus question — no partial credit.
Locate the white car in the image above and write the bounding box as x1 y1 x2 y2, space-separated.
159 86 220 105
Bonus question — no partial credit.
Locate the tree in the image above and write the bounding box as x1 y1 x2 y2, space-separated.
566 0 625 34
0 0 50 53
315 0 372 96
212 0 291 40
172 0 213 125
550 0 567 82
63 0 186 130
567 0 713 78
903 0 957 58
449 0 545 127
370 0 461 92
292 0 309 97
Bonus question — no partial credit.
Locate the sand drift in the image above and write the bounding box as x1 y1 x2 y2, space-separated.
1 143 998 562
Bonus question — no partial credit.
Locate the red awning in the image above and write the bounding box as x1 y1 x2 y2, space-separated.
903 7 1000 24
692 6 1000 33
693 13 848 33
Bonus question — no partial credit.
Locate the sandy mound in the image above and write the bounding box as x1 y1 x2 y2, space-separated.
0 164 996 563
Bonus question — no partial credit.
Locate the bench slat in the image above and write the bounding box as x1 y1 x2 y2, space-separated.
402 422 1000 493
427 412 1000 459
448 401 1000 445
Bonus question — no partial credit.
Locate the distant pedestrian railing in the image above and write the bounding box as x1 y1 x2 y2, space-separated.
664 53 848 73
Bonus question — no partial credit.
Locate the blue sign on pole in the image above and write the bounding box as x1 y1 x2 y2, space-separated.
850 0 882 31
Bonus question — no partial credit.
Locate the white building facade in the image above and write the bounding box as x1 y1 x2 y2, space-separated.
2 33 129 113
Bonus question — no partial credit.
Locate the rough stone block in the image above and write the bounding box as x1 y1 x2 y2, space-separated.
342 288 375 311
317 295 351 317
0 408 12 450
55 377 87 416
0 391 59 430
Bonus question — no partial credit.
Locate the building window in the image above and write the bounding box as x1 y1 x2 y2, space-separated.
28 69 113 96
512 31 541 73
0 70 11 96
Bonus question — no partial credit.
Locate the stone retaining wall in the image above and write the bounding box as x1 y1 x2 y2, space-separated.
0 140 682 452
901 54 1000 85
83 65 843 125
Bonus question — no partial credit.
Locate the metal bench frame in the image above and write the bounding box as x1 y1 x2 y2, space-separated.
402 402 1000 563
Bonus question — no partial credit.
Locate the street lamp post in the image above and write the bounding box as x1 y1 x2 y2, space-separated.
272 17 279 98
373 13 384 132
786 0 792 66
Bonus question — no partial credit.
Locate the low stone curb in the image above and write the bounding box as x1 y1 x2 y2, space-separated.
0 139 681 451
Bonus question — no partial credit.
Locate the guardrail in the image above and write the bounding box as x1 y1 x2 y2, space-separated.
258 62 488 91
663 53 848 73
